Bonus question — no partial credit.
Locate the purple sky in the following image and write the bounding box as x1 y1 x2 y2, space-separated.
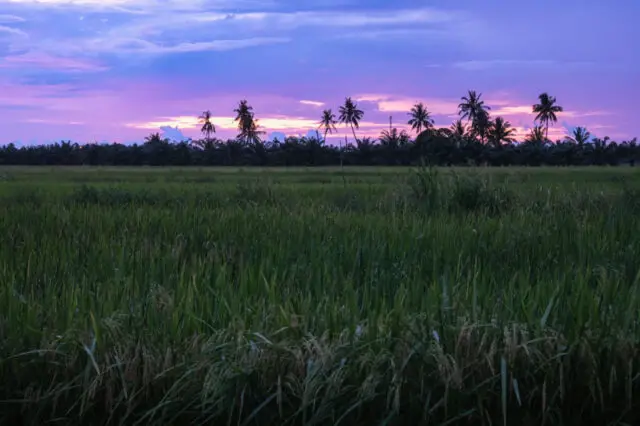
0 0 638 145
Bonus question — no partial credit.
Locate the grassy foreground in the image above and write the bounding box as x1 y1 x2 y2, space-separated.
1 166 640 425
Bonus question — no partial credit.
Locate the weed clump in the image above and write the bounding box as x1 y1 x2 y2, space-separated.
449 173 514 215
409 164 515 215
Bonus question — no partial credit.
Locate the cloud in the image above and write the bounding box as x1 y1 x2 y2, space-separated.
4 0 133 5
0 0 479 79
491 104 611 119
160 125 189 142
127 115 322 131
491 105 533 116
452 59 595 71
2 0 273 12
0 0 631 145
32 6 464 57
80 36 290 55
300 100 324 107
125 112 418 142
0 24 27 37
0 14 25 23
354 94 459 116
185 8 456 29
23 118 84 125
2 71 622 144
0 51 109 71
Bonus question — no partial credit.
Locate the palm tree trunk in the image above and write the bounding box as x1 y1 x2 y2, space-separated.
545 124 549 142
351 125 358 145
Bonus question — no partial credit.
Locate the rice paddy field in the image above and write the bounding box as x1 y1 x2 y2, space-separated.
2 165 640 425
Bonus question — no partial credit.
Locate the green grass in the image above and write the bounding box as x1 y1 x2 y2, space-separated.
1 166 640 425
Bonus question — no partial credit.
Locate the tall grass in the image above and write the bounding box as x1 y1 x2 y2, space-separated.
1 167 640 425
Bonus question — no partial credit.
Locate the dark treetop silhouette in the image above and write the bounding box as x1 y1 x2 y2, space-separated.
1 93 637 166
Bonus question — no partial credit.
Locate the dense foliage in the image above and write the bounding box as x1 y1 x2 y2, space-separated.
1 166 640 425
1 132 639 167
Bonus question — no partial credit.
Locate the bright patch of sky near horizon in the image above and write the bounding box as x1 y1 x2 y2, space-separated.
0 0 637 144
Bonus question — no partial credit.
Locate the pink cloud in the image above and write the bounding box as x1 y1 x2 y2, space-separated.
0 75 628 144
354 94 459 116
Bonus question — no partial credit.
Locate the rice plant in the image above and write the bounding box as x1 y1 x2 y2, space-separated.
1 166 640 425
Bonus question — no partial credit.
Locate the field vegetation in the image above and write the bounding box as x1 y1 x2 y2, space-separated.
1 166 640 425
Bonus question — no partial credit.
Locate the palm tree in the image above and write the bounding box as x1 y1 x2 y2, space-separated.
407 102 434 135
233 100 263 143
450 119 468 139
338 97 364 144
234 100 252 120
233 100 253 138
488 117 516 147
144 132 165 144
470 109 492 144
318 109 337 142
379 128 410 148
199 110 216 141
566 126 591 145
458 90 491 126
525 125 547 143
244 120 265 144
532 93 563 140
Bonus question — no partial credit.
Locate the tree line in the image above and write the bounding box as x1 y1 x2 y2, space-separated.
1 91 637 167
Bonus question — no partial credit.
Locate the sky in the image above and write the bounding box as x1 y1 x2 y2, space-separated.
0 0 638 145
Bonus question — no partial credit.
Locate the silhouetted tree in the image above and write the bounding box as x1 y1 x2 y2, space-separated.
2 136 639 167
566 126 591 145
533 93 563 140
318 109 337 143
526 126 547 143
338 97 364 145
245 120 265 145
2 119 638 168
471 110 492 144
488 117 516 147
199 110 216 141
144 132 165 144
407 102 434 135
380 128 410 148
458 90 491 131
449 120 467 139
234 100 253 142
233 100 264 144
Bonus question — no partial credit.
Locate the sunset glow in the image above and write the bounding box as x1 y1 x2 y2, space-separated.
0 0 637 144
